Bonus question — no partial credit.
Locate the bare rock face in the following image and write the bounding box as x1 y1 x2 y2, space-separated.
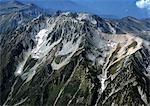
0 2 150 106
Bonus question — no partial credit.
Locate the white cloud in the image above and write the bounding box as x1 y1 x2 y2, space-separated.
136 0 150 10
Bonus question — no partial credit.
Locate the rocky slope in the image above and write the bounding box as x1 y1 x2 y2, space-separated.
0 1 150 106
0 0 49 42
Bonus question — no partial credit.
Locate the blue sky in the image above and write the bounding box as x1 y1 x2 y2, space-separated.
2 0 150 18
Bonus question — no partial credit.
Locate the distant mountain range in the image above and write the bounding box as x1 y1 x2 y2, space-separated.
0 1 150 106
17 0 149 19
1 0 149 19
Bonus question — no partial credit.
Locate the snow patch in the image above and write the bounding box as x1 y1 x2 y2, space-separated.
107 40 117 48
97 75 107 93
32 38 62 59
35 29 48 46
101 77 106 92
32 29 49 56
51 36 82 70
138 86 149 105
32 23 56 59
61 12 71 16
15 53 30 76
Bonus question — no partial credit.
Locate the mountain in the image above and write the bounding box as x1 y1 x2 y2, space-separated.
17 0 149 19
116 16 150 33
0 0 50 53
0 1 150 106
0 0 49 35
